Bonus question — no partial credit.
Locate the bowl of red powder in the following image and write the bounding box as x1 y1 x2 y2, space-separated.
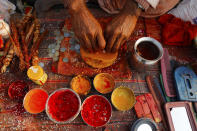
46 88 81 123
81 95 112 127
8 80 29 101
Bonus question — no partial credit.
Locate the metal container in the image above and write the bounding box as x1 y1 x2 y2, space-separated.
129 37 163 72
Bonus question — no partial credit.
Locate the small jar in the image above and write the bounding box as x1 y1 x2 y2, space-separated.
27 66 47 85
129 37 163 72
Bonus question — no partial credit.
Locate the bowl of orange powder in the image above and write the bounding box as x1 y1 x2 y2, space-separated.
46 88 81 123
23 88 48 114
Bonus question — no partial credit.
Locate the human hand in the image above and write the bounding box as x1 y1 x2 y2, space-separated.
105 0 141 52
105 13 138 52
70 7 106 52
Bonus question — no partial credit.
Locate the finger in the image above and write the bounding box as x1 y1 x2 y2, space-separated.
97 32 106 50
87 34 97 51
119 38 127 51
112 35 124 52
82 35 93 52
77 38 86 49
106 34 117 52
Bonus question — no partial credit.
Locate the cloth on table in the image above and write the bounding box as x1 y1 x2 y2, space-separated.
158 14 197 46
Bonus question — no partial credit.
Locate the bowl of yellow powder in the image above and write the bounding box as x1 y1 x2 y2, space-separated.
111 86 136 111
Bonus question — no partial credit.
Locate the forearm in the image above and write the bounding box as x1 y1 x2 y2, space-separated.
122 0 141 17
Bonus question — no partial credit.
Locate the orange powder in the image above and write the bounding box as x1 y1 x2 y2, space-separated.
70 75 91 95
93 73 115 94
23 88 48 114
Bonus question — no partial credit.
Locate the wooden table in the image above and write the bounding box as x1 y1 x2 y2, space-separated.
0 7 196 131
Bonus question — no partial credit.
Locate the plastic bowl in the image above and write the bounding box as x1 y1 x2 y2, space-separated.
81 95 112 127
46 88 81 123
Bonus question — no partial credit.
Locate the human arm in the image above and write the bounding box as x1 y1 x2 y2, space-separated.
63 0 106 52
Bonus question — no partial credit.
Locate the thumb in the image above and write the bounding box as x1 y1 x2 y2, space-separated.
97 32 106 50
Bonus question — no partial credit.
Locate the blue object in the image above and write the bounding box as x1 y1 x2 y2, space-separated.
64 32 71 37
63 57 68 63
51 49 56 54
60 47 66 52
70 45 75 51
174 66 197 102
69 37 76 44
39 62 44 67
75 44 80 50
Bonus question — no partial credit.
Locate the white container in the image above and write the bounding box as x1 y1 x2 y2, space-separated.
0 19 10 39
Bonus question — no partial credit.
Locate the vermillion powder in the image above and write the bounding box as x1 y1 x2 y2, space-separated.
47 89 80 122
81 95 111 127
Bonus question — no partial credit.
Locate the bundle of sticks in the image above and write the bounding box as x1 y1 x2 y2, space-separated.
1 11 48 73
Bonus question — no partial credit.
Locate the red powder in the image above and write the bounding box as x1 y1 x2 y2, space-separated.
8 81 29 100
47 89 80 122
104 79 111 89
81 95 112 127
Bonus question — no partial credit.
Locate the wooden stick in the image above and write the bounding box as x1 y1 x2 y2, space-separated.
33 19 40 44
29 30 48 60
20 30 30 69
1 45 14 73
32 50 40 66
3 40 11 56
10 19 25 71
146 75 168 130
25 21 35 44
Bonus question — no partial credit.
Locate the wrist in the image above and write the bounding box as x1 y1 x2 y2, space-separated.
122 0 141 17
63 0 86 13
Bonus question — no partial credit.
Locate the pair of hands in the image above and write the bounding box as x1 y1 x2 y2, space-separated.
71 7 138 53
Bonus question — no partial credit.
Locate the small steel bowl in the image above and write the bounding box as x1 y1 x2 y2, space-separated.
81 95 112 127
45 88 81 123
131 118 158 131
134 37 163 65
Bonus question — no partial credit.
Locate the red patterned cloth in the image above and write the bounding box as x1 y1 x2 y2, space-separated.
158 14 197 46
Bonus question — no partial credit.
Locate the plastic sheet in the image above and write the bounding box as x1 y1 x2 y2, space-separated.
169 0 197 24
0 0 16 22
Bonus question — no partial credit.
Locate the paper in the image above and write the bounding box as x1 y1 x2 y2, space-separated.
170 107 192 131
137 124 152 131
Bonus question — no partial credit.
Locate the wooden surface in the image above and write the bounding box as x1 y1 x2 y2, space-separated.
0 7 196 131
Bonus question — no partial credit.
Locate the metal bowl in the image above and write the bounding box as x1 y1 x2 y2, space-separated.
134 37 163 65
81 95 112 127
45 88 81 123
